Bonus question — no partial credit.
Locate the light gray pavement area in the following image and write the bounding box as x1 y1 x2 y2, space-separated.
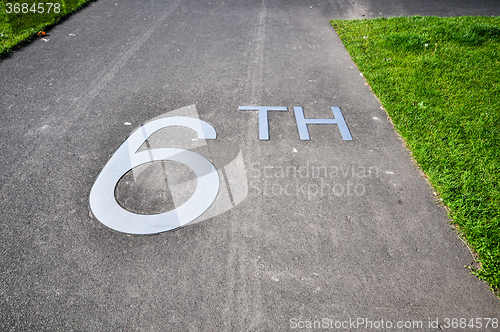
1 0 499 330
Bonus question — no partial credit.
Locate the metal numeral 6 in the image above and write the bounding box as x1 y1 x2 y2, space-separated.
89 117 220 235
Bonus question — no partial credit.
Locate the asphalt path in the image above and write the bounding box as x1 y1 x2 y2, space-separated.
1 0 499 330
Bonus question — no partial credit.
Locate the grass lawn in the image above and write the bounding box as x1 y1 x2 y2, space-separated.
331 16 500 294
0 0 94 55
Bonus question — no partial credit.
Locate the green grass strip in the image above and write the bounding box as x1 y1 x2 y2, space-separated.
331 16 500 294
0 0 95 55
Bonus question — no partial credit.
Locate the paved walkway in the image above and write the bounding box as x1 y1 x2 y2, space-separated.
1 0 499 330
